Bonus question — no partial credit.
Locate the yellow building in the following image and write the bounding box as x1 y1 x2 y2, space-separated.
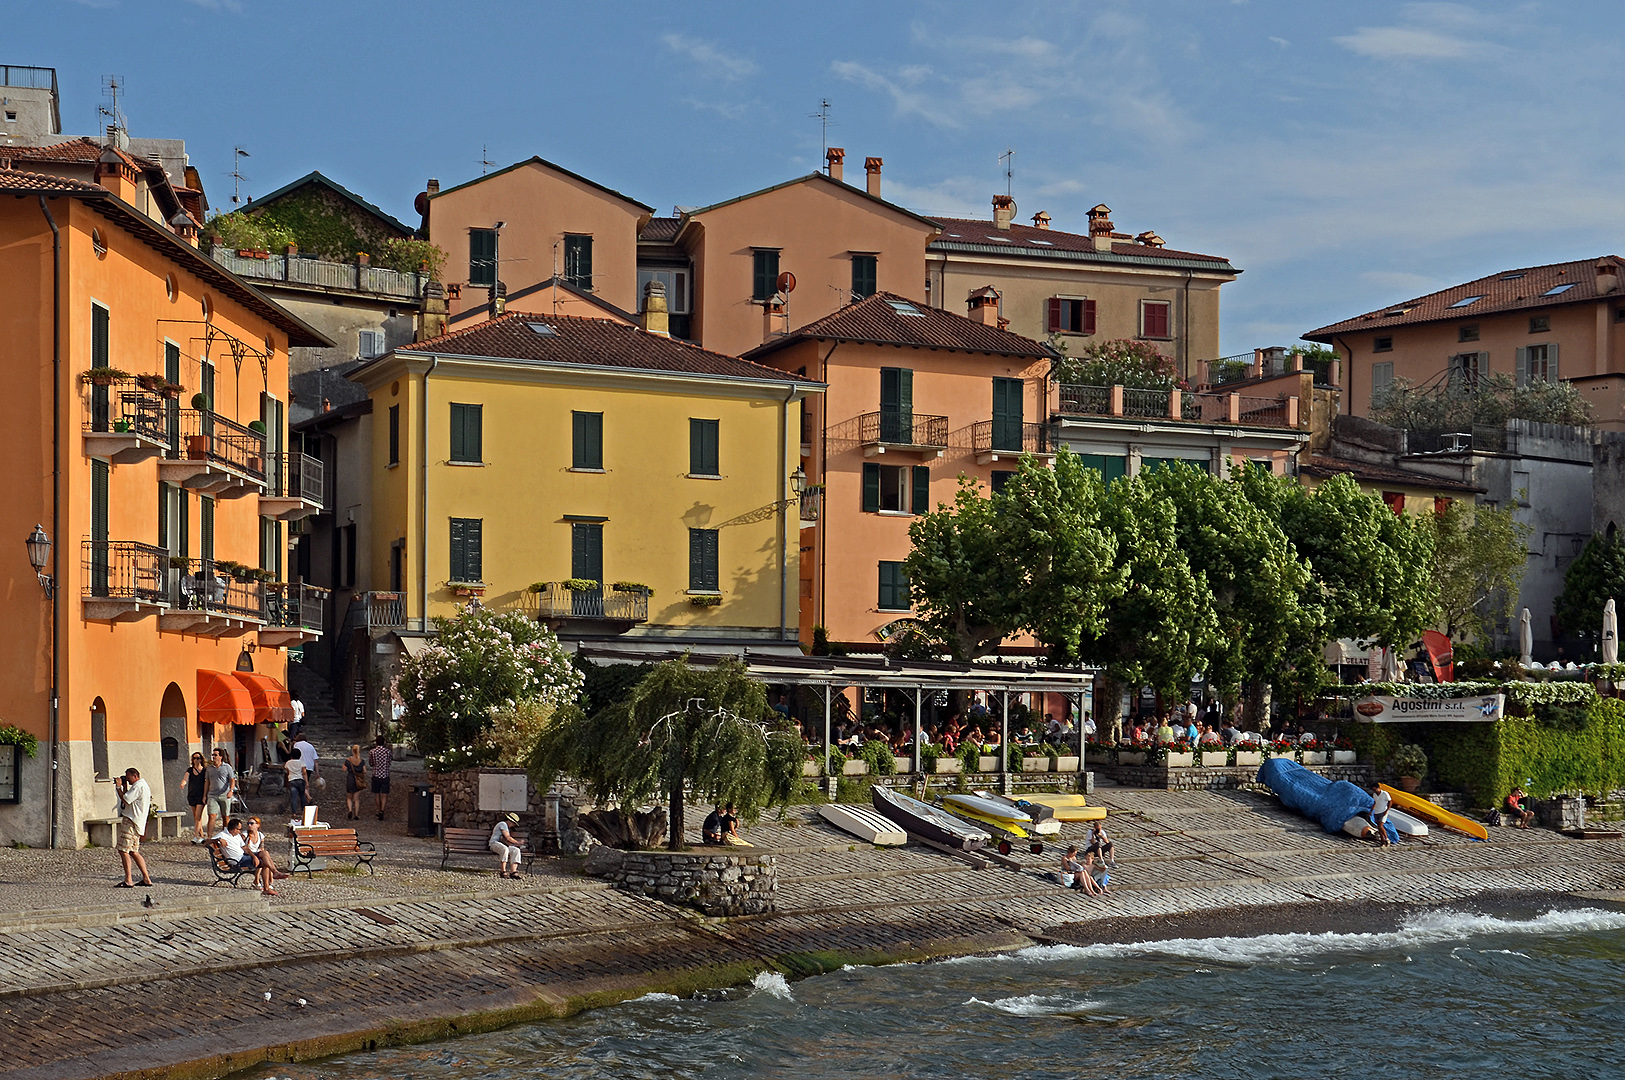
349 309 823 653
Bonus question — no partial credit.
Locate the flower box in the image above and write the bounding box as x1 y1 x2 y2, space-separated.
977 755 999 773
842 759 868 776
1198 750 1231 768
934 758 962 774
1116 751 1147 766
1300 751 1327 765
802 760 822 778
1332 750 1357 765
1234 750 1263 767
1165 751 1195 768
1084 749 1114 765
893 756 913 774
1267 750 1298 761
1052 755 1081 773
1021 756 1050 773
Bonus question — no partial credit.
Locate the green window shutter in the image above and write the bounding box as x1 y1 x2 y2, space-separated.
571 523 603 583
466 520 482 581
450 403 482 462
92 304 109 367
178 490 189 558
880 368 913 442
573 411 603 469
469 230 496 287
689 528 719 591
449 518 466 582
90 460 109 597
911 465 930 514
690 419 719 475
992 377 1023 451
852 255 877 300
158 481 168 549
753 251 780 301
878 561 908 610
1515 346 1528 387
200 497 214 563
565 235 593 290
1549 342 1560 381
862 462 881 512
164 341 181 451
388 405 400 465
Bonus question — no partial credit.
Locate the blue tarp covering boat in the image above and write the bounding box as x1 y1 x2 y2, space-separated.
1258 757 1399 843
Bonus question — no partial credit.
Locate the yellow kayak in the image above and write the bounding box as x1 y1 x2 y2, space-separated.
1379 785 1488 840
1020 794 1107 822
941 793 1032 838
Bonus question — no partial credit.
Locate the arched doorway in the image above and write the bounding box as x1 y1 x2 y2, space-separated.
159 683 188 814
90 697 109 782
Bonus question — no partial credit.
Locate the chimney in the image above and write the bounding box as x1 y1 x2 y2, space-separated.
966 286 1001 326
95 149 138 202
865 156 883 198
1087 205 1114 253
1031 211 1051 230
417 280 448 342
1598 260 1620 295
992 194 1016 230
426 178 440 197
641 279 670 337
1135 230 1164 248
826 147 845 182
491 280 507 318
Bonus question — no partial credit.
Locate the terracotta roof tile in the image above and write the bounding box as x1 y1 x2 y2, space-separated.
1300 454 1481 493
745 291 1052 361
639 216 681 242
0 166 105 193
928 216 1233 266
398 311 819 384
1305 256 1625 340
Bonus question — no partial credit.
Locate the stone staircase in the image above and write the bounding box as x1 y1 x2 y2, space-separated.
286 660 364 764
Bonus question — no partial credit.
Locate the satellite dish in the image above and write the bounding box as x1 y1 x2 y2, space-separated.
777 271 796 294
414 191 430 216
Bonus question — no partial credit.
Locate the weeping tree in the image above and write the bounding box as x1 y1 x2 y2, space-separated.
529 656 802 850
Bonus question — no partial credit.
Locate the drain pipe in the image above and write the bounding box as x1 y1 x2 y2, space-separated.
419 356 437 632
38 195 61 850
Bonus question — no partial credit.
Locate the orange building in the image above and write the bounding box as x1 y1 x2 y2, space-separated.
746 291 1053 651
0 167 328 847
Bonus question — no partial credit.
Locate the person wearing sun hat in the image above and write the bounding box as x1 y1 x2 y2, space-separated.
489 812 524 879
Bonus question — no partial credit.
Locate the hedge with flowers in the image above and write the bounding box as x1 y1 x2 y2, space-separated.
397 605 583 767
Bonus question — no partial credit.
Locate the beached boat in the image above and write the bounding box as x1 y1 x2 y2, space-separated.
940 793 1045 855
970 790 1063 834
1387 808 1430 837
1016 792 1107 822
817 803 907 846
871 786 989 851
1379 785 1487 840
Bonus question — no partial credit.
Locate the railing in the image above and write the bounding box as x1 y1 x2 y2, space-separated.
1181 393 1225 422
1201 353 1256 386
208 247 427 300
83 378 170 442
1057 384 1111 415
266 582 327 633
273 451 325 505
857 411 949 448
1123 388 1171 418
533 583 650 622
971 420 1049 455
173 561 265 621
81 540 168 602
1236 396 1288 428
799 488 822 522
1405 426 1507 454
364 591 405 630
176 409 267 481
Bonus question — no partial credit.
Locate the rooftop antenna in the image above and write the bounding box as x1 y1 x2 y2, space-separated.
810 98 832 157
98 75 127 141
230 147 250 206
999 147 1015 200
481 144 495 176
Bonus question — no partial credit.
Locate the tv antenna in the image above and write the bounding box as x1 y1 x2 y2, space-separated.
230 147 250 206
810 98 832 157
98 75 127 139
481 144 495 175
999 147 1015 199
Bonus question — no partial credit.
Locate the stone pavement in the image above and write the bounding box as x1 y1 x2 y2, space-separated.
3 785 1624 1079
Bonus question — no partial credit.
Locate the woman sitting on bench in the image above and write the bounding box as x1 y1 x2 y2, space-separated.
490 812 524 879
243 817 288 896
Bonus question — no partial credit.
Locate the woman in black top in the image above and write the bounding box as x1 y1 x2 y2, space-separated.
185 752 209 843
343 744 366 820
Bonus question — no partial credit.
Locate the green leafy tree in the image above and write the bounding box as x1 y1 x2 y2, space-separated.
1051 338 1177 390
1427 499 1533 640
1373 372 1591 431
529 657 800 849
1555 535 1625 638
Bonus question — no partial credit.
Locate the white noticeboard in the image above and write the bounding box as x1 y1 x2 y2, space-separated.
478 772 528 812
1353 693 1504 723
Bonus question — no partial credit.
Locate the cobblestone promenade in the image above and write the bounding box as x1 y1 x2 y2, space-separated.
3 784 1622 1079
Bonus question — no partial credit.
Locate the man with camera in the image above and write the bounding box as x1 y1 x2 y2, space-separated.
114 767 154 888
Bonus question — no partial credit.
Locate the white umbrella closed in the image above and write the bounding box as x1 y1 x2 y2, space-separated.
1519 608 1534 667
1603 599 1618 666
1381 646 1398 682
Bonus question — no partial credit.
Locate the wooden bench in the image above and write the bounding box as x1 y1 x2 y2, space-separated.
289 827 377 878
203 838 257 888
441 826 532 873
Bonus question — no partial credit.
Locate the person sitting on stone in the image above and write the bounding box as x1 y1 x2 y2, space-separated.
1061 845 1104 895
702 804 726 845
1505 787 1536 829
1085 819 1117 868
719 802 744 845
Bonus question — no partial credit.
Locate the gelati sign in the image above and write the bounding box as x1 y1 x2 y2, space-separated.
1353 693 1504 723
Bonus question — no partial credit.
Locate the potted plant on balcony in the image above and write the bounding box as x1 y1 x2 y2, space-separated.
690 594 722 607
1392 744 1428 793
135 373 166 394
562 578 597 591
190 393 211 413
611 581 652 594
80 367 129 387
186 394 211 458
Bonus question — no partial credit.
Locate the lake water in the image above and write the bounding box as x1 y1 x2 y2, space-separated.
282 906 1625 1079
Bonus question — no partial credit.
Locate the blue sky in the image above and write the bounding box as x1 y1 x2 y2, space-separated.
12 0 1623 354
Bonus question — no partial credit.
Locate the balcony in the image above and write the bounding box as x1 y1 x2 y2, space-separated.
1058 384 1112 415
1056 383 1301 430
158 410 268 499
857 411 948 459
81 379 172 465
799 486 822 529
532 582 650 629
156 561 265 637
259 452 325 521
363 591 405 632
259 582 328 648
208 247 428 301
81 540 169 622
971 420 1052 465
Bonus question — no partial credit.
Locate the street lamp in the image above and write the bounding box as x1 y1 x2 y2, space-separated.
25 524 53 599
790 465 807 497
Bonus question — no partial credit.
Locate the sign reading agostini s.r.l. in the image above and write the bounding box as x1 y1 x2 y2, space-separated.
1352 694 1505 723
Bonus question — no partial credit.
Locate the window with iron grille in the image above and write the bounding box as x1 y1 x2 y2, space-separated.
564 235 593 290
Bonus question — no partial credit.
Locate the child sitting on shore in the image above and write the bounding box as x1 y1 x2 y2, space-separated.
1085 819 1117 868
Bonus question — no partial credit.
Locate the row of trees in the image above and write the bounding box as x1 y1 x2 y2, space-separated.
904 451 1529 727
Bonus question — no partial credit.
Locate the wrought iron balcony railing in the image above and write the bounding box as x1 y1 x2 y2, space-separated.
971 420 1050 455
857 410 949 448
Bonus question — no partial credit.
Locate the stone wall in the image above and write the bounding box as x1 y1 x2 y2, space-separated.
430 767 593 855
583 846 776 916
1100 763 1374 791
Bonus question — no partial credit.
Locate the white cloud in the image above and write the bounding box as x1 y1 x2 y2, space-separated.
1268 36 1290 48
830 60 958 129
1335 24 1498 59
881 175 991 219
682 98 753 122
661 33 756 81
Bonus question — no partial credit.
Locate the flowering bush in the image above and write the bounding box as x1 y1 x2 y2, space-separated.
397 605 583 761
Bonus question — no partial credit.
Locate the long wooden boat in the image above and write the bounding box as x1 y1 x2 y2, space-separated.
871 786 989 851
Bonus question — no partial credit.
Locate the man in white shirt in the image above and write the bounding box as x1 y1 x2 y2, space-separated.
114 768 153 888
213 818 252 868
1368 784 1393 846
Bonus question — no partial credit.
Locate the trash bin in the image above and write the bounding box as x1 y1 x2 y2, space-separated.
408 784 436 837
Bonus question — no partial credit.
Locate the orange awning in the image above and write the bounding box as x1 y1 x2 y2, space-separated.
234 671 294 727
197 669 256 727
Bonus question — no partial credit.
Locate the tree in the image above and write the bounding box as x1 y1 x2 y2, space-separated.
1050 338 1178 390
529 657 800 850
1373 371 1591 431
1555 535 1625 639
1427 499 1533 641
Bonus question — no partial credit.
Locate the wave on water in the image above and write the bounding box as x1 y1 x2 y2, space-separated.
628 992 681 1003
966 993 1098 1017
750 971 793 999
1001 907 1625 967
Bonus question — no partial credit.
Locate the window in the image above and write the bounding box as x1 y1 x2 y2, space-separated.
1047 297 1096 334
177 489 189 558
1141 300 1171 339
752 249 780 301
884 298 925 317
1449 352 1484 387
1529 315 1551 333
1373 336 1393 353
1372 361 1394 404
164 340 181 451
990 470 1016 493
563 234 593 290
1448 295 1483 308
449 403 482 463
260 517 282 580
862 463 929 513
637 268 691 313
879 367 912 443
1459 324 1480 342
468 228 497 287
1434 496 1453 517
991 377 1024 451
1076 454 1127 484
689 528 719 592
572 411 603 469
200 496 215 563
878 561 909 611
449 518 483 582
387 405 400 465
1517 344 1558 386
158 481 170 551
689 418 719 476
89 460 109 597
359 329 385 359
571 522 603 584
851 254 877 300
91 700 109 782
1542 283 1575 296
1382 492 1405 516
1617 306 1625 322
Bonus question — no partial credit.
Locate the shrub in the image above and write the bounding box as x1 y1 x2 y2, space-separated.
1392 743 1428 777
0 724 38 757
376 237 447 277
858 740 896 776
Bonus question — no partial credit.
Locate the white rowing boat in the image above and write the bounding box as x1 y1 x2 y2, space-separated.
818 803 908 845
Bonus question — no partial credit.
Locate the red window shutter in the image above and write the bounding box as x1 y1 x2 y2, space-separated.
1047 297 1063 333
1083 299 1097 334
1144 301 1170 338
1383 492 1405 515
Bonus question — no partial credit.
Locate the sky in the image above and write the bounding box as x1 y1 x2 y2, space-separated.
9 0 1623 355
